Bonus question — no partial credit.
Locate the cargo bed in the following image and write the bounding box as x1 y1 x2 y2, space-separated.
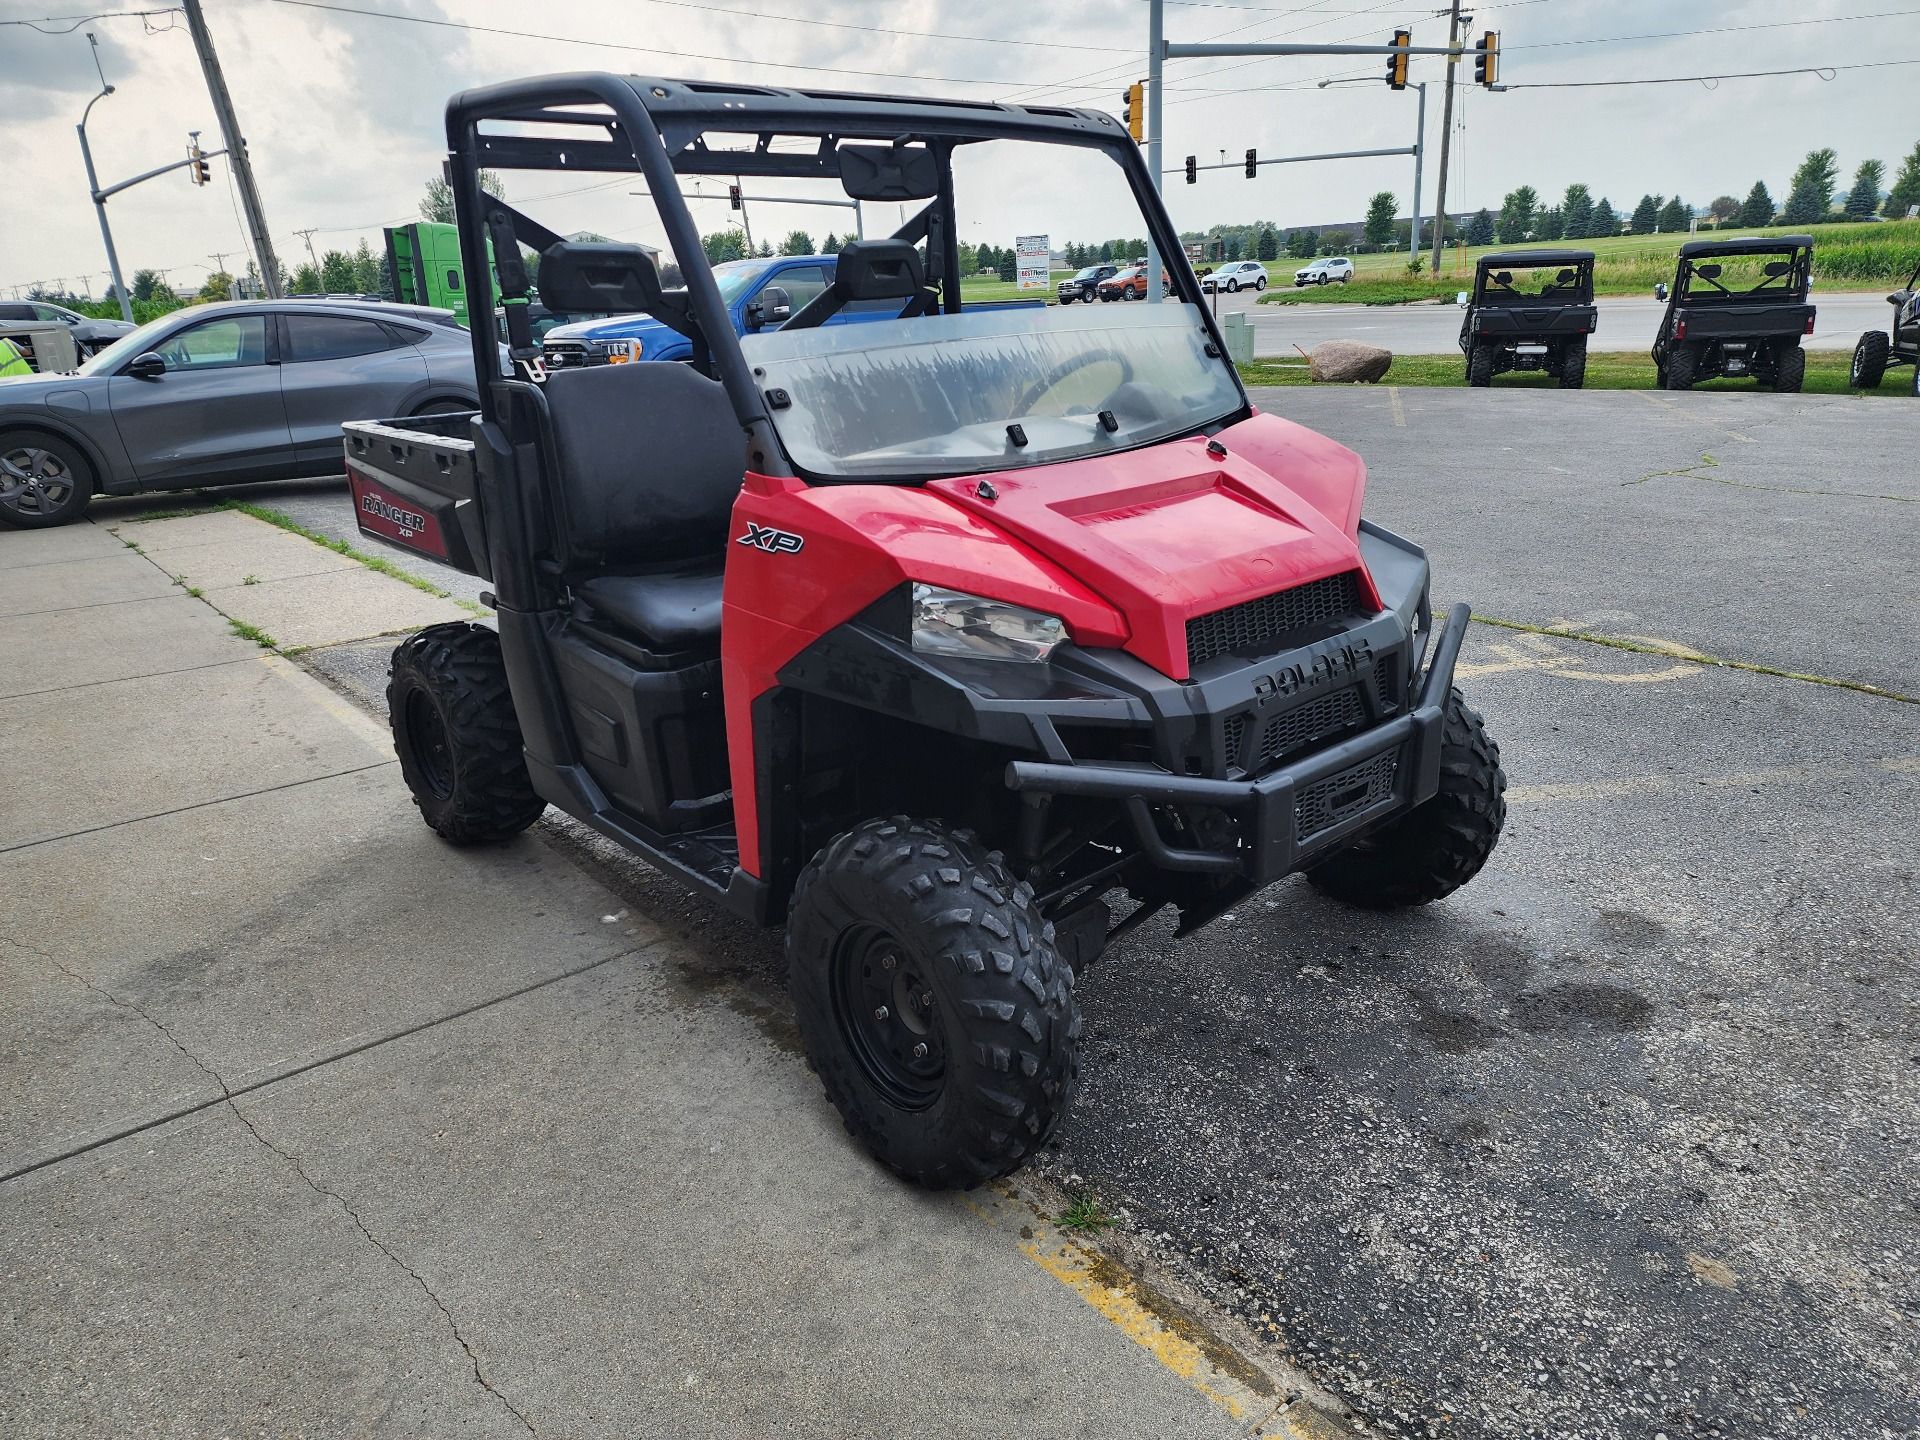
342 411 490 579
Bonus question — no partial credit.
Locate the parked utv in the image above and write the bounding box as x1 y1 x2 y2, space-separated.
347 72 1507 1190
1456 249 1596 388
1848 256 1920 396
1652 235 1815 392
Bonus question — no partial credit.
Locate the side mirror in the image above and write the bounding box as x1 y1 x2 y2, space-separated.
1455 291 1469 308
1654 283 1669 301
759 285 792 325
126 351 167 379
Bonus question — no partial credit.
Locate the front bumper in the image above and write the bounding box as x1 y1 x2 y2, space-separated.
1006 603 1470 885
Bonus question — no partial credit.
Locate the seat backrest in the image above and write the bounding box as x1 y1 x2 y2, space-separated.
542 362 745 569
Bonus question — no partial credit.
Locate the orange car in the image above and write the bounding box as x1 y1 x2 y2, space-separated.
1094 265 1174 301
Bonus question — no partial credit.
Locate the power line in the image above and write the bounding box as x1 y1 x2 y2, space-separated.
265 0 1072 91
618 0 1140 53
1499 56 1920 89
1507 7 1920 52
0 7 179 31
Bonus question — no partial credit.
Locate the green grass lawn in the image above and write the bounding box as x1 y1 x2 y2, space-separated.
1237 348 1907 397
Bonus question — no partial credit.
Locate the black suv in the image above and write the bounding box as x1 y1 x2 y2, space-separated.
1652 235 1814 392
1057 263 1118 304
1457 249 1597 388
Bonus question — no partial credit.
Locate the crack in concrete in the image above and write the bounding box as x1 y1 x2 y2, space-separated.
19 938 536 1435
1625 448 1914 503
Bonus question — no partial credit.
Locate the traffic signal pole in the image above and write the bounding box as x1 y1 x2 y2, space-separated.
182 0 282 296
1146 0 1165 302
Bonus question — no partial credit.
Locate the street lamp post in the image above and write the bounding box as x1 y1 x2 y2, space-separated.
76 34 133 323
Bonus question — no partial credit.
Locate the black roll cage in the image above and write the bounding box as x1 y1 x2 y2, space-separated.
1672 242 1811 303
1471 253 1595 306
442 71 1242 480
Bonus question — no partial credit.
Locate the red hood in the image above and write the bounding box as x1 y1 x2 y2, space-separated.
926 412 1376 680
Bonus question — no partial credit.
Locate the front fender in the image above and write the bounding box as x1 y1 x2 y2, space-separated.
0 399 130 494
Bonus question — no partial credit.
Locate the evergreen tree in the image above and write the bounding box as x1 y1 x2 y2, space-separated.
290 263 321 294
1256 224 1280 261
778 229 814 256
1590 197 1620 237
996 249 1016 282
1225 234 1243 260
1465 208 1494 247
131 269 165 302
1561 184 1593 239
1535 205 1564 241
1657 196 1688 232
1287 228 1317 259
1781 148 1839 225
1738 180 1775 227
1495 186 1536 244
319 250 355 292
1364 191 1398 249
821 231 841 256
1631 195 1662 234
350 238 380 293
702 230 746 263
1844 159 1884 220
1884 140 1920 218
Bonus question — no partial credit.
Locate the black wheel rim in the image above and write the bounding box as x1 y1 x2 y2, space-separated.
1 446 75 515
830 924 946 1111
403 688 454 800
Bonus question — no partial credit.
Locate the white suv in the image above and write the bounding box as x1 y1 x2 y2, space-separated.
1200 260 1269 294
1293 256 1355 287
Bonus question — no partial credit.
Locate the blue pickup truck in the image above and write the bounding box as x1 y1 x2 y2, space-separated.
540 252 1040 369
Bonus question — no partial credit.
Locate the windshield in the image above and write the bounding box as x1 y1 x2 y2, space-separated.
79 310 193 375
1477 265 1590 301
714 259 778 303
1073 267 1105 280
743 302 1241 481
1679 251 1807 301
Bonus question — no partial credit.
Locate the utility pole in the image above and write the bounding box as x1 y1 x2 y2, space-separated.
1146 0 1165 302
294 228 320 271
1410 81 1427 261
182 0 282 296
76 34 133 323
207 252 231 296
1428 0 1463 275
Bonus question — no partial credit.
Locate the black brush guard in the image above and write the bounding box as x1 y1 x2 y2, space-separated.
1006 604 1471 885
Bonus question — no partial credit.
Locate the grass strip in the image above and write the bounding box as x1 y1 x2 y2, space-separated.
1238 349 1888 397
1472 614 1916 705
217 500 481 610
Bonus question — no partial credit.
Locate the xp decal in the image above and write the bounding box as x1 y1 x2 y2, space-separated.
739 522 804 555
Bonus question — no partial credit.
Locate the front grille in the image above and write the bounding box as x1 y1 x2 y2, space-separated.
1255 687 1368 769
1296 751 1399 838
1186 571 1363 669
542 341 595 368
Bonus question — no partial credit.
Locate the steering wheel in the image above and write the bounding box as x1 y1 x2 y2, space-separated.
1014 349 1136 418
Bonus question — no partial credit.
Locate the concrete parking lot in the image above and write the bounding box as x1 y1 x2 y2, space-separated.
16 386 1919 1439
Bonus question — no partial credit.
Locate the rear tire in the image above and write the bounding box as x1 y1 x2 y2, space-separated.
0 431 95 529
1771 343 1805 394
1255 275 1268 291
1467 342 1495 387
1559 337 1588 389
1664 345 1697 391
787 816 1081 1189
387 622 546 845
1850 331 1889 388
1306 687 1506 909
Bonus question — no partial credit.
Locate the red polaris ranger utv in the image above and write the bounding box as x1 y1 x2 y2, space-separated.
346 72 1507 1188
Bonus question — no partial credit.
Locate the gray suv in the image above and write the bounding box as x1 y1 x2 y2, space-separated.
0 300 135 359
0 299 480 528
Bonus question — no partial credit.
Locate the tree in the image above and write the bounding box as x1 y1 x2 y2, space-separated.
1256 223 1280 261
1495 185 1536 244
779 229 814 256
703 230 747 262
1631 195 1662 234
1536 205 1564 241
996 248 1016 282
1708 194 1740 225
1782 148 1839 225
319 249 355 292
1884 140 1920 218
420 170 504 224
1363 191 1398 249
1225 234 1243 260
350 238 380 294
1098 240 1113 262
1738 180 1775 227
1287 228 1317 259
130 269 165 302
1465 208 1494 246
290 263 321 294
1590 197 1620 237
1844 159 1884 220
1561 184 1593 239
822 232 842 255
197 271 235 302
1658 196 1688 232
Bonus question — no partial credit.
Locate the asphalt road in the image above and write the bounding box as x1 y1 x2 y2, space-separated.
85 390 1920 1440
1196 287 1895 357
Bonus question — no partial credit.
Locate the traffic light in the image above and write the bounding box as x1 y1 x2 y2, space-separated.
1123 81 1145 144
1475 31 1499 87
1185 155 1197 185
1245 148 1257 179
1386 28 1411 90
187 134 209 186
728 183 742 211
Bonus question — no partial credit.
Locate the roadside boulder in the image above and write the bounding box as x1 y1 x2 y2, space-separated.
1309 340 1392 384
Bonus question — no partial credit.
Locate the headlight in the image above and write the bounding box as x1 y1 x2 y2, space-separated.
910 584 1066 664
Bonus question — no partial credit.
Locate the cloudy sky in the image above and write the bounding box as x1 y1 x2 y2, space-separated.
3 0 1914 295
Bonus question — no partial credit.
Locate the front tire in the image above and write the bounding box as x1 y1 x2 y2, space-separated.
0 431 95 529
1225 278 1239 293
1771 342 1805 393
1306 687 1506 909
1467 342 1495 387
387 623 546 844
1559 336 1588 389
788 817 1081 1189
1851 331 1889 388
